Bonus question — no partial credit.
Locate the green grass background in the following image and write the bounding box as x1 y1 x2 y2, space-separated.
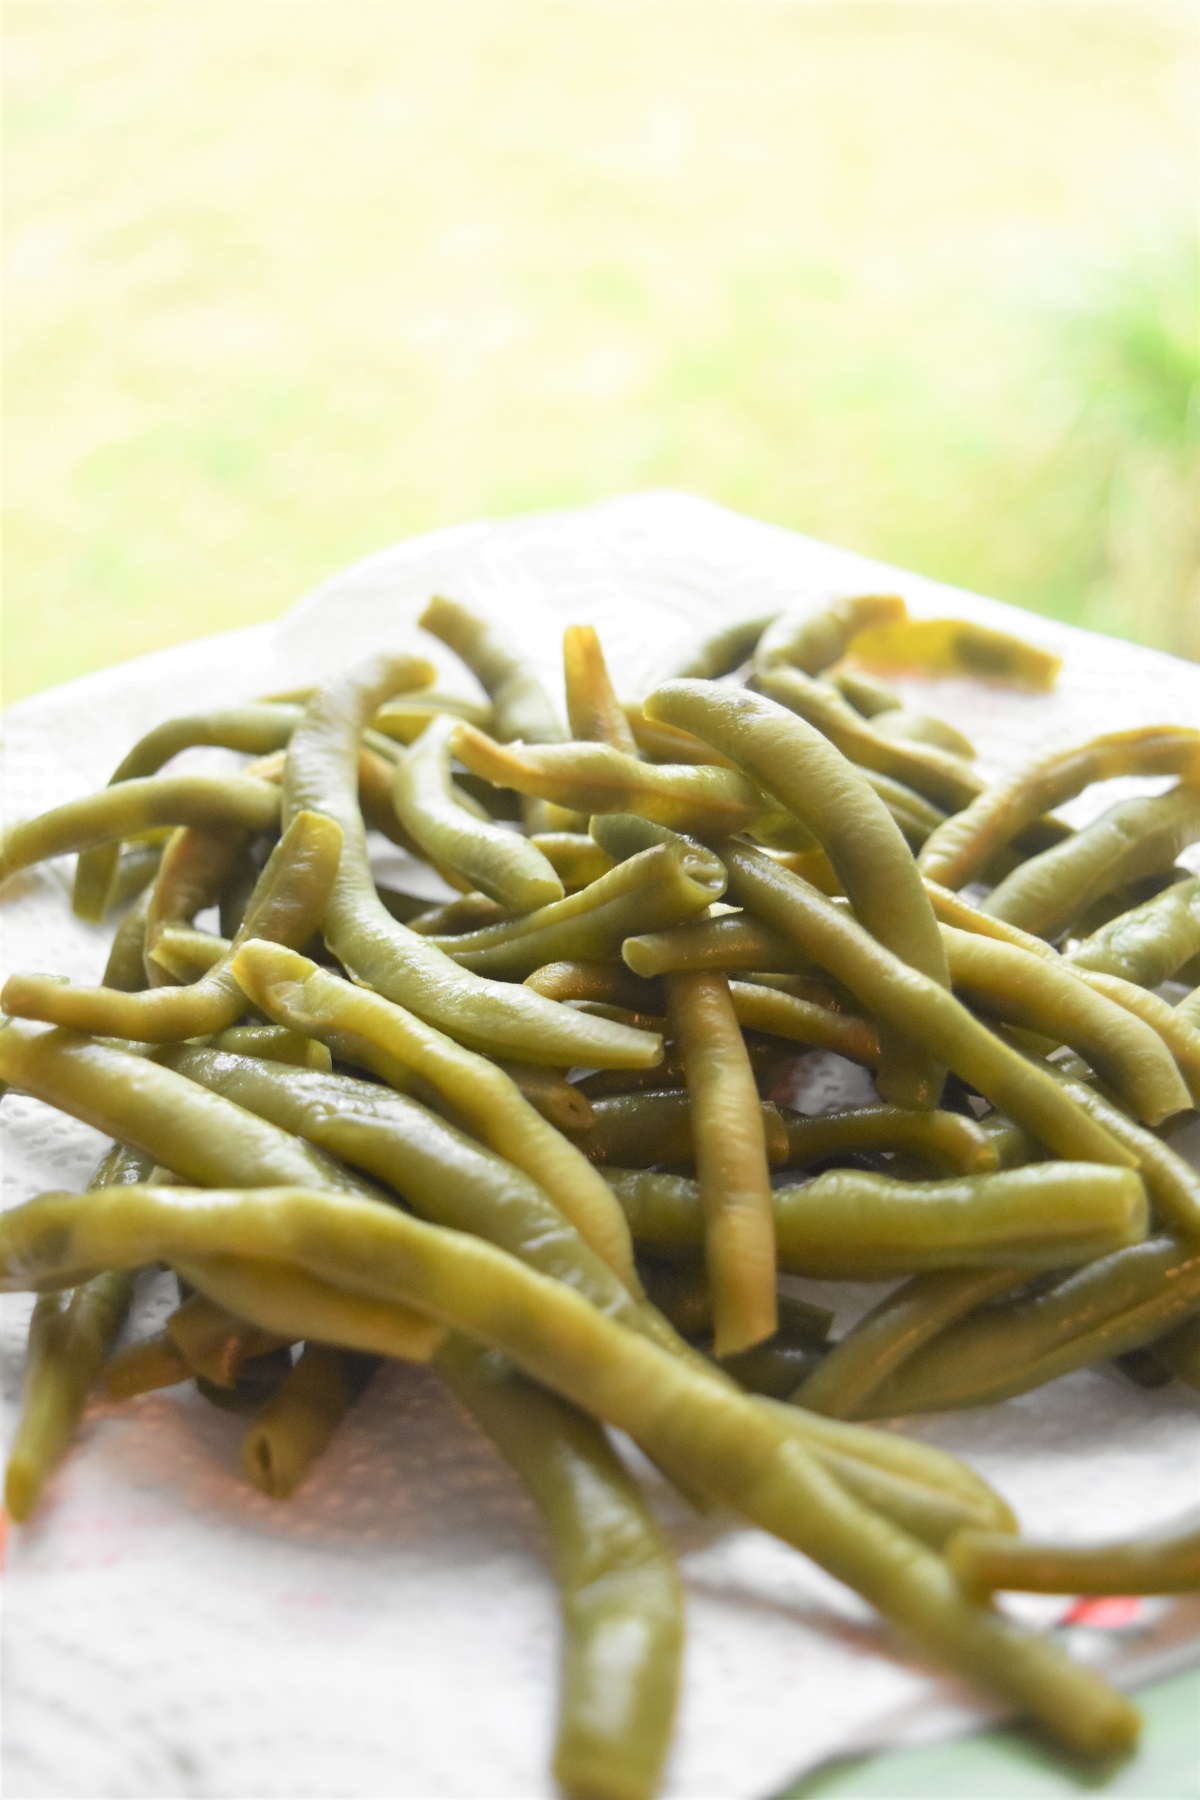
4 0 1198 703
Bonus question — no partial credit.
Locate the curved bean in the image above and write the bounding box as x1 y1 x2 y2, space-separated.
754 593 907 675
781 1105 999 1175
1065 874 1200 986
847 616 1062 689
243 1343 378 1499
652 611 777 682
563 624 641 755
569 1090 789 1171
726 981 881 1066
946 1517 1200 1600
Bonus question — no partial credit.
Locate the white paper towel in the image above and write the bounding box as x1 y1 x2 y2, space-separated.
3 493 1199 1800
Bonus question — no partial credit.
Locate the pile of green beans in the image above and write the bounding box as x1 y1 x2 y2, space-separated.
2 588 1198 1797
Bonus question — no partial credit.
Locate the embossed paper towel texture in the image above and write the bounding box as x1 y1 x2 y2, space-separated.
3 495 1199 1799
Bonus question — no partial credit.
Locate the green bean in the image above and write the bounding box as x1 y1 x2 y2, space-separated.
102 886 155 992
209 1027 333 1071
667 972 778 1355
525 959 666 1014
605 1163 1146 1279
419 595 563 744
563 624 641 755
3 1142 153 1520
372 692 492 744
983 783 1200 940
781 1105 999 1175
1065 874 1200 985
3 811 343 1042
847 616 1063 689
1150 1314 1200 1387
102 1332 191 1399
860 1236 1200 1416
794 1269 1027 1418
391 715 564 912
228 940 644 1286
1063 967 1200 1105
588 811 712 865
622 702 736 767
166 1290 291 1386
0 1180 1137 1757
497 1062 595 1131
74 836 167 927
242 1343 377 1499
923 880 1058 960
569 1090 789 1171
753 593 907 675
1036 1060 1200 1239
406 891 511 935
939 926 1191 1125
859 769 949 847
946 1516 1200 1601
69 706 305 920
624 911 805 978
143 822 257 985
726 981 881 1066
441 1337 683 1800
175 1253 444 1366
0 774 281 895
282 650 659 1070
875 708 977 761
829 665 902 717
149 925 231 980
918 725 1200 889
653 611 777 682
425 841 726 980
798 1445 1011 1551
451 724 772 837
530 833 614 891
717 841 1133 1166
754 664 985 812
0 1020 385 1202
646 682 950 1109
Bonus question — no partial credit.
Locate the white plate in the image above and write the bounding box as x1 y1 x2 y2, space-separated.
3 493 1199 1800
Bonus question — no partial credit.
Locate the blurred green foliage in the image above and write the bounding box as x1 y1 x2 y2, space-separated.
2 0 1197 702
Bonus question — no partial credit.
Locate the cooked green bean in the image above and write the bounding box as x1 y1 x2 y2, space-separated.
166 1290 291 1386
859 1236 1200 1416
3 1142 153 1520
918 725 1200 889
754 664 985 812
102 1331 191 1399
982 783 1200 941
497 1062 595 1131
0 1020 386 1202
243 1343 377 1499
653 611 777 682
529 833 614 891
424 841 726 980
228 940 644 1286
564 623 641 755
281 650 659 1069
829 665 902 717
102 885 155 992
209 1027 333 1070
646 682 950 1109
451 724 772 837
923 880 1058 960
588 811 712 865
143 822 257 985
666 972 778 1355
726 981 881 1066
1150 1314 1200 1387
717 841 1134 1166
780 1105 999 1175
0 774 281 892
622 702 735 767
0 1179 1137 1757
1063 966 1200 1105
847 616 1062 689
873 709 977 761
624 911 805 978
794 1268 1027 1418
391 715 564 912
3 811 343 1042
753 593 907 675
372 692 493 744
1036 1060 1200 1239
605 1163 1146 1279
1065 874 1200 985
525 959 666 1014
946 1516 1200 1600
859 768 949 847
569 1090 789 1171
939 926 1191 1125
74 834 168 927
441 1337 683 1800
419 595 563 745
149 926 231 980
406 891 511 935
